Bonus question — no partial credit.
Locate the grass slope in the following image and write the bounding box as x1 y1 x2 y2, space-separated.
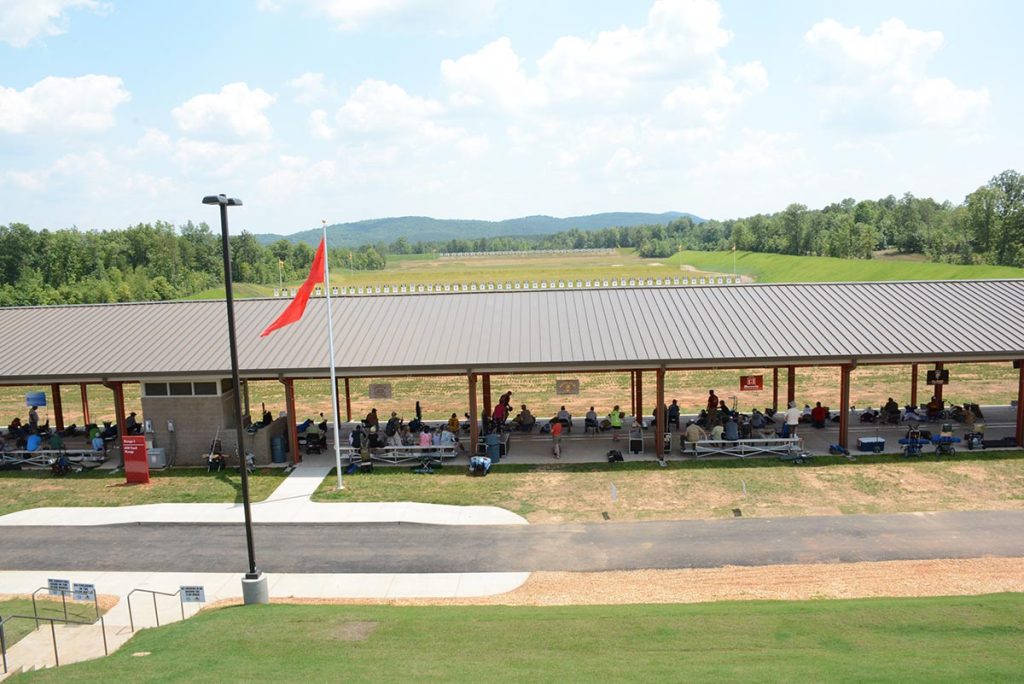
0 598 103 650
669 250 1024 282
16 595 1024 683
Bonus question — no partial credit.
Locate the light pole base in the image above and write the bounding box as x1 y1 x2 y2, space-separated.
242 573 269 605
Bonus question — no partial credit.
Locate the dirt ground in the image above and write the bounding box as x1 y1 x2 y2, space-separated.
258 558 1024 607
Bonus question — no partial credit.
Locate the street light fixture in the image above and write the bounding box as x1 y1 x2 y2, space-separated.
202 193 267 605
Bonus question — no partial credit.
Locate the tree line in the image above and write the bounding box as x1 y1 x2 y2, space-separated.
2 169 1020 307
0 221 386 307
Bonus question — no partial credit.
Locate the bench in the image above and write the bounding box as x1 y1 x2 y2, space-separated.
0 449 107 468
378 444 458 465
683 437 802 460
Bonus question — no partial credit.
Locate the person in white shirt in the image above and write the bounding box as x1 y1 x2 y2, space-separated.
784 401 802 436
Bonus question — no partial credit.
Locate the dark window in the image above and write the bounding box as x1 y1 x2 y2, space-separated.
169 382 193 396
221 379 233 393
144 382 168 396
193 381 217 396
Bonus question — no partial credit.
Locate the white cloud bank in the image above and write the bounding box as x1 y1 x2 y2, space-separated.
172 82 277 139
0 74 130 134
259 0 497 32
0 0 106 47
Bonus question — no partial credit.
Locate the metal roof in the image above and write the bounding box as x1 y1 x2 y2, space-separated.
1 280 1023 383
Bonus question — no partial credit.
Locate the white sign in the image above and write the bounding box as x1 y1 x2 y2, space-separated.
180 585 206 603
48 578 70 596
72 583 96 602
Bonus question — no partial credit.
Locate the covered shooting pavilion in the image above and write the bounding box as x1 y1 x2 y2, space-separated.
1 279 1023 464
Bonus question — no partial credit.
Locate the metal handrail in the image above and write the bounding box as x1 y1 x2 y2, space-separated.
0 613 108 673
126 588 185 632
31 586 101 628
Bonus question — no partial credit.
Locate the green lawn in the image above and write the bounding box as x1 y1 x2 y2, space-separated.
0 598 104 650
669 249 1024 282
313 451 1024 523
14 595 1024 683
0 468 288 517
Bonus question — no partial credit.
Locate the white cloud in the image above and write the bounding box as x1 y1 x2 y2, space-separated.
0 0 106 47
0 74 130 134
805 18 989 129
1 150 174 197
335 79 456 143
171 82 276 139
172 138 273 177
308 109 335 140
662 61 767 127
256 155 337 203
288 72 331 105
442 38 546 111
261 0 497 32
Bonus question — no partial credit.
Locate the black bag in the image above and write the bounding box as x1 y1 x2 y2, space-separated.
607 449 624 462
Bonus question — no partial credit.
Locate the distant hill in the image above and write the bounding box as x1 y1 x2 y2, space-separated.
253 212 703 248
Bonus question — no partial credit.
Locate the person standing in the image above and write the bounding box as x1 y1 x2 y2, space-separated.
784 401 801 437
551 420 563 458
706 390 719 415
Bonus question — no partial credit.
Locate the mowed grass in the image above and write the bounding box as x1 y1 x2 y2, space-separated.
184 282 275 300
15 595 1024 683
0 468 288 517
668 249 1024 282
0 598 104 649
313 451 1024 523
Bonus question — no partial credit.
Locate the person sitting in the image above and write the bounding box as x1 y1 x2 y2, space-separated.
418 427 433 448
926 396 944 421
261 408 274 426
684 420 706 452
902 404 924 422
513 405 536 432
364 408 379 429
400 425 416 446
385 412 402 438
710 422 725 442
317 412 328 433
491 401 509 430
799 404 813 424
585 406 599 433
100 421 118 441
883 397 900 424
7 417 25 439
556 406 572 432
811 402 828 429
750 409 766 430
667 400 680 431
304 421 324 453
125 411 143 435
448 413 460 434
723 417 739 441
439 428 456 448
859 407 878 423
738 414 752 439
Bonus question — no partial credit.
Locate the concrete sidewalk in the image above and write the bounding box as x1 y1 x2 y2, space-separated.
0 458 528 527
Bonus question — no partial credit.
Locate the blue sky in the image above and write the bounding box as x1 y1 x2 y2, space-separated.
0 0 1020 234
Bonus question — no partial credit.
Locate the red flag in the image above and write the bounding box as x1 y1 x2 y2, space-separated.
260 238 326 337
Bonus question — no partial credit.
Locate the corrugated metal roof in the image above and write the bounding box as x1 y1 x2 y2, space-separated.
1 280 1023 383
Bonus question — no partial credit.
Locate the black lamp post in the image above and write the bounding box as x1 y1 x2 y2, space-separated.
202 194 264 600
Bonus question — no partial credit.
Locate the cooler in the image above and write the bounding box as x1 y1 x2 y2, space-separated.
857 437 885 453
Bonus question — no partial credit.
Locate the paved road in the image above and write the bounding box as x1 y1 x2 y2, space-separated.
2 510 1022 574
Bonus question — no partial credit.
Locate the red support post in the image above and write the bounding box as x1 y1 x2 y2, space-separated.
839 364 852 448
109 381 127 465
772 368 779 412
51 384 64 432
482 374 492 423
910 363 919 408
282 378 300 464
80 383 91 426
344 377 351 422
934 363 944 403
655 368 666 459
636 371 643 419
630 371 636 418
786 366 796 406
468 373 479 456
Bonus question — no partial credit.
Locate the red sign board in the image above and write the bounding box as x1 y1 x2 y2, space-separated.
739 375 764 392
123 435 150 484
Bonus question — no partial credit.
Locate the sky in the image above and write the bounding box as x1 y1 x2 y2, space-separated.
0 0 1021 235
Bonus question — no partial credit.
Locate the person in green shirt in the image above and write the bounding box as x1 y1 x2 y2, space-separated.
608 405 623 441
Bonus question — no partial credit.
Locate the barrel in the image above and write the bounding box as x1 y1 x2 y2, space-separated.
270 436 286 463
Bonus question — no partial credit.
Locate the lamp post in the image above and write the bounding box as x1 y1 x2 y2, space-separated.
202 193 267 605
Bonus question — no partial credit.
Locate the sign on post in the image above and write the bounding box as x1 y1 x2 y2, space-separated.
739 375 764 392
926 369 950 385
368 383 393 399
25 391 46 407
72 583 96 601
180 585 206 603
48 578 70 596
123 435 150 485
555 379 580 395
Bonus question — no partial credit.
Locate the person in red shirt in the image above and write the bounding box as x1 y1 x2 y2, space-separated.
551 420 563 458
811 402 828 428
707 390 719 414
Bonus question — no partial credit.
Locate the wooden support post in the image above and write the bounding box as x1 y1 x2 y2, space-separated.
108 381 127 466
344 377 352 422
655 367 666 459
242 380 250 420
51 384 64 432
468 373 479 456
786 366 796 406
839 364 852 449
334 377 343 430
636 371 643 419
80 383 91 426
910 363 919 408
772 368 779 412
482 374 492 423
282 378 300 464
1016 362 1024 447
630 371 636 418
934 362 944 403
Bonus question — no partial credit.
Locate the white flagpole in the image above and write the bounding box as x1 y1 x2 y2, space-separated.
321 219 345 489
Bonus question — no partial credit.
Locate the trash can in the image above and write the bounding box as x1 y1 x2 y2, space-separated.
485 433 501 463
148 447 166 469
270 436 286 464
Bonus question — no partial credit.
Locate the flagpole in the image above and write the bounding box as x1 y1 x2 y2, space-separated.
321 219 345 490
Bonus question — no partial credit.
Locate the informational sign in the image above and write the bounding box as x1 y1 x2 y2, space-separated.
25 391 46 407
555 379 580 395
926 369 950 385
739 375 764 392
180 585 206 603
368 383 393 399
123 435 150 485
72 583 96 602
48 578 70 596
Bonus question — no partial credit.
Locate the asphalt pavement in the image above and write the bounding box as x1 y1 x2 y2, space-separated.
3 510 1022 574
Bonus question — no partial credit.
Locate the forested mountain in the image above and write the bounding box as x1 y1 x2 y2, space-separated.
255 212 698 247
1 170 1021 308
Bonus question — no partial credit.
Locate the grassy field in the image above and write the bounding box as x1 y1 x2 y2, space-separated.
15 595 1024 683
2 360 1017 427
668 249 1024 282
0 598 106 650
312 451 1024 523
0 468 288 517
